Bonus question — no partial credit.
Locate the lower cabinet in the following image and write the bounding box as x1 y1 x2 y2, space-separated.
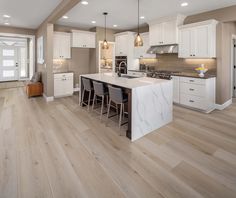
172 76 216 113
54 73 74 98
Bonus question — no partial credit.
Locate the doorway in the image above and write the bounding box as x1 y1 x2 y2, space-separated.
0 34 35 83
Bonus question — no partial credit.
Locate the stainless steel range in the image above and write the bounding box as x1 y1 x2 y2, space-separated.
147 70 181 80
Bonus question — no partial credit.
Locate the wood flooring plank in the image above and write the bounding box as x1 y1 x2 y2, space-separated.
172 161 236 198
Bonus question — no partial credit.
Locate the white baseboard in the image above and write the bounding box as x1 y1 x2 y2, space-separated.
215 99 232 110
43 93 54 102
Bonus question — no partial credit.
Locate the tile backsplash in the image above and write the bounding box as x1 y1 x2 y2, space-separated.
140 54 217 74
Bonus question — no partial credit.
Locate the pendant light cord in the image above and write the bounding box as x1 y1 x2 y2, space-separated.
138 0 140 34
105 13 107 40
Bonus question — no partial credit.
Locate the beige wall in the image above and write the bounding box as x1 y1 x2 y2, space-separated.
0 26 36 35
36 23 54 97
185 6 236 104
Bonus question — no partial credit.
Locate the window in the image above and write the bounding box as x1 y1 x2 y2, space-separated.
3 49 15 56
3 70 14 77
3 60 15 67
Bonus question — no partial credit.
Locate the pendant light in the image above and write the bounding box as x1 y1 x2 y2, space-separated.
134 0 143 47
102 12 109 50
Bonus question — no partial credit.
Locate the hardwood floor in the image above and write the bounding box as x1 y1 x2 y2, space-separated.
0 87 236 198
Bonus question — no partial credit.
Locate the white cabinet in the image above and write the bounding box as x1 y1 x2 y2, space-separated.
53 32 71 59
115 34 129 56
149 15 185 46
134 33 156 59
178 20 218 58
71 30 96 48
172 76 180 103
54 73 74 98
176 76 216 112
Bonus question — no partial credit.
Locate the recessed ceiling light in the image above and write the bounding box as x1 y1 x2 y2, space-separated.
181 2 188 7
62 15 69 19
81 1 88 5
113 25 118 27
91 21 96 24
140 16 145 19
4 22 10 25
3 14 11 18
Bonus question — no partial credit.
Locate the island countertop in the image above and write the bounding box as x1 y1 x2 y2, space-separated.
80 73 173 141
81 73 170 89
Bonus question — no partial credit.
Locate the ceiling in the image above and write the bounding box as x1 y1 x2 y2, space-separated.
57 0 236 30
0 0 62 29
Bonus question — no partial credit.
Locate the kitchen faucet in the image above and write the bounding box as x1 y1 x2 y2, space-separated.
117 61 127 77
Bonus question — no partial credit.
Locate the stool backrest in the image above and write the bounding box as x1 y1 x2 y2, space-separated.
108 86 123 104
82 78 92 91
93 81 104 96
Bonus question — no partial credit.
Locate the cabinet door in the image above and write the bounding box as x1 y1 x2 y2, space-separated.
53 34 61 59
178 29 191 58
54 78 65 97
149 23 163 46
61 33 71 59
163 20 177 45
115 35 128 55
85 33 96 48
172 76 180 103
194 25 209 58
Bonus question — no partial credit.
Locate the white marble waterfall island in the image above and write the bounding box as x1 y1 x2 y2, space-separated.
79 73 173 141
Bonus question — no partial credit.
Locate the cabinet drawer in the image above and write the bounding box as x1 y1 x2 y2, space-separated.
180 82 205 97
54 73 73 79
180 77 206 85
180 94 208 110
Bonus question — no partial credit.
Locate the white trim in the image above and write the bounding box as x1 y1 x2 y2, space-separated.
215 99 232 110
231 35 236 98
43 93 54 102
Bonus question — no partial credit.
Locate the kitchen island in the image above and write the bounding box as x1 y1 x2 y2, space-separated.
80 73 173 141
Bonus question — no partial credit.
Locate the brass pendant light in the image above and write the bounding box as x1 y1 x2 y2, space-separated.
102 12 109 50
134 0 143 47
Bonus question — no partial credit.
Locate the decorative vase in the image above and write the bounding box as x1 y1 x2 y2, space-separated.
199 72 205 78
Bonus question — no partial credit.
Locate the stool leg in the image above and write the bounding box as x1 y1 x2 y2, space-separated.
87 90 91 111
92 94 96 111
119 103 123 132
100 96 104 121
106 99 111 124
81 89 85 106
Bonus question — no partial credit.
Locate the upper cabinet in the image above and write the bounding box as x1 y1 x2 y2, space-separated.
178 20 218 58
148 15 186 46
53 32 71 59
71 30 96 48
134 32 156 59
115 33 130 56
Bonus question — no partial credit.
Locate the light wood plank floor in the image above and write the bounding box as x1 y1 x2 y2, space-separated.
0 87 236 198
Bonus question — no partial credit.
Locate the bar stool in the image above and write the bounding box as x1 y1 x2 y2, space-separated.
81 78 93 111
107 85 128 133
92 81 109 120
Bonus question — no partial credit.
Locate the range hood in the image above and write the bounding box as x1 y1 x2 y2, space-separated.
147 44 178 54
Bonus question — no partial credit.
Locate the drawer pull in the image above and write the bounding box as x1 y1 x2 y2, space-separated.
189 100 194 103
189 80 195 82
189 88 195 91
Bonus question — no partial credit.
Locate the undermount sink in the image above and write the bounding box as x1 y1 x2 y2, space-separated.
120 75 140 79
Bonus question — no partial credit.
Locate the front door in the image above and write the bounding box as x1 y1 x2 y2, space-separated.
0 46 19 82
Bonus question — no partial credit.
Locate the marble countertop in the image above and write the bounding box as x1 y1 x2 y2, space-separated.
81 73 170 89
171 72 216 79
129 69 216 79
